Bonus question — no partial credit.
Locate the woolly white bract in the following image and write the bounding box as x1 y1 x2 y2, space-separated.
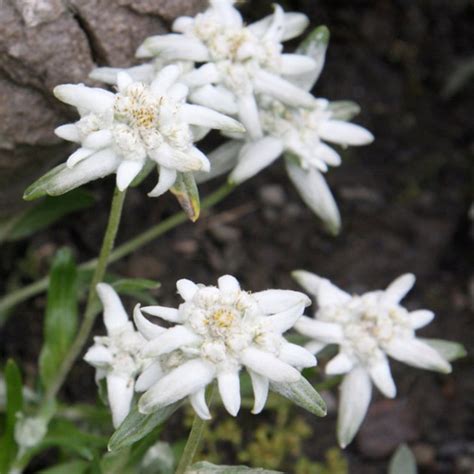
293 271 452 448
134 275 315 418
84 284 148 428
44 67 243 197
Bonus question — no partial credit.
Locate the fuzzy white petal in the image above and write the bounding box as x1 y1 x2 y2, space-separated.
177 279 199 301
285 161 341 234
189 388 212 420
180 104 244 133
253 289 310 314
315 143 342 166
116 160 144 192
84 345 113 367
409 310 435 329
90 64 155 85
230 137 283 184
319 120 374 146
280 54 317 75
217 275 240 293
182 63 221 88
149 144 202 172
249 13 309 41
172 16 194 33
292 270 324 297
337 367 372 448
326 352 354 375
211 0 243 27
263 4 285 42
295 316 344 344
305 341 327 355
317 279 352 307
218 371 241 416
136 35 209 61
46 149 120 196
369 357 396 398
279 342 317 368
55 124 80 142
107 373 134 428
133 304 166 340
82 130 113 150
241 347 301 383
148 166 177 197
139 359 215 413
142 326 200 357
117 72 134 93
385 338 452 373
53 84 115 115
150 65 182 97
135 362 163 392
265 302 306 334
248 370 269 414
190 85 239 115
142 305 182 323
254 70 315 108
96 283 129 333
382 273 416 305
237 93 263 140
66 147 95 168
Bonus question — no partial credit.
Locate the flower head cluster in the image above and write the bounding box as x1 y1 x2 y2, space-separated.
84 284 147 427
293 270 452 447
137 1 316 134
33 67 242 201
136 276 314 419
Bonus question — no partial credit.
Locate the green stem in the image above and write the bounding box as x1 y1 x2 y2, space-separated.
175 386 215 474
43 187 126 402
0 182 235 317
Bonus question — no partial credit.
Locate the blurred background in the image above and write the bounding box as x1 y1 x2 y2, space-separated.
0 0 472 472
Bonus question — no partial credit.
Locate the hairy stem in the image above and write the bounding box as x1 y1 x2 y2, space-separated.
175 386 215 474
43 187 126 402
0 182 235 318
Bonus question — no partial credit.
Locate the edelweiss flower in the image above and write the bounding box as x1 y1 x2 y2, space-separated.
84 284 148 427
137 1 317 137
133 275 315 418
45 66 243 196
293 271 452 448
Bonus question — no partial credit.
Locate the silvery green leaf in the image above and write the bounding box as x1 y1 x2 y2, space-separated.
420 338 467 362
187 462 282 473
108 402 181 452
285 155 341 235
293 25 330 91
171 172 201 222
39 248 78 390
23 163 68 201
388 444 417 474
327 101 361 121
270 377 326 417
140 441 175 474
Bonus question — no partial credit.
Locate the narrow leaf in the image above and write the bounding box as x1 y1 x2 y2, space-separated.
171 172 201 222
420 338 467 362
0 360 24 472
1 190 95 243
39 248 78 389
112 279 161 294
23 163 68 201
270 377 327 417
187 462 283 473
108 402 182 452
388 444 417 474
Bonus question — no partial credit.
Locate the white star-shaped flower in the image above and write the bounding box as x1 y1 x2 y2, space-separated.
84 284 149 427
293 270 452 448
48 66 243 197
136 1 317 138
133 275 315 418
